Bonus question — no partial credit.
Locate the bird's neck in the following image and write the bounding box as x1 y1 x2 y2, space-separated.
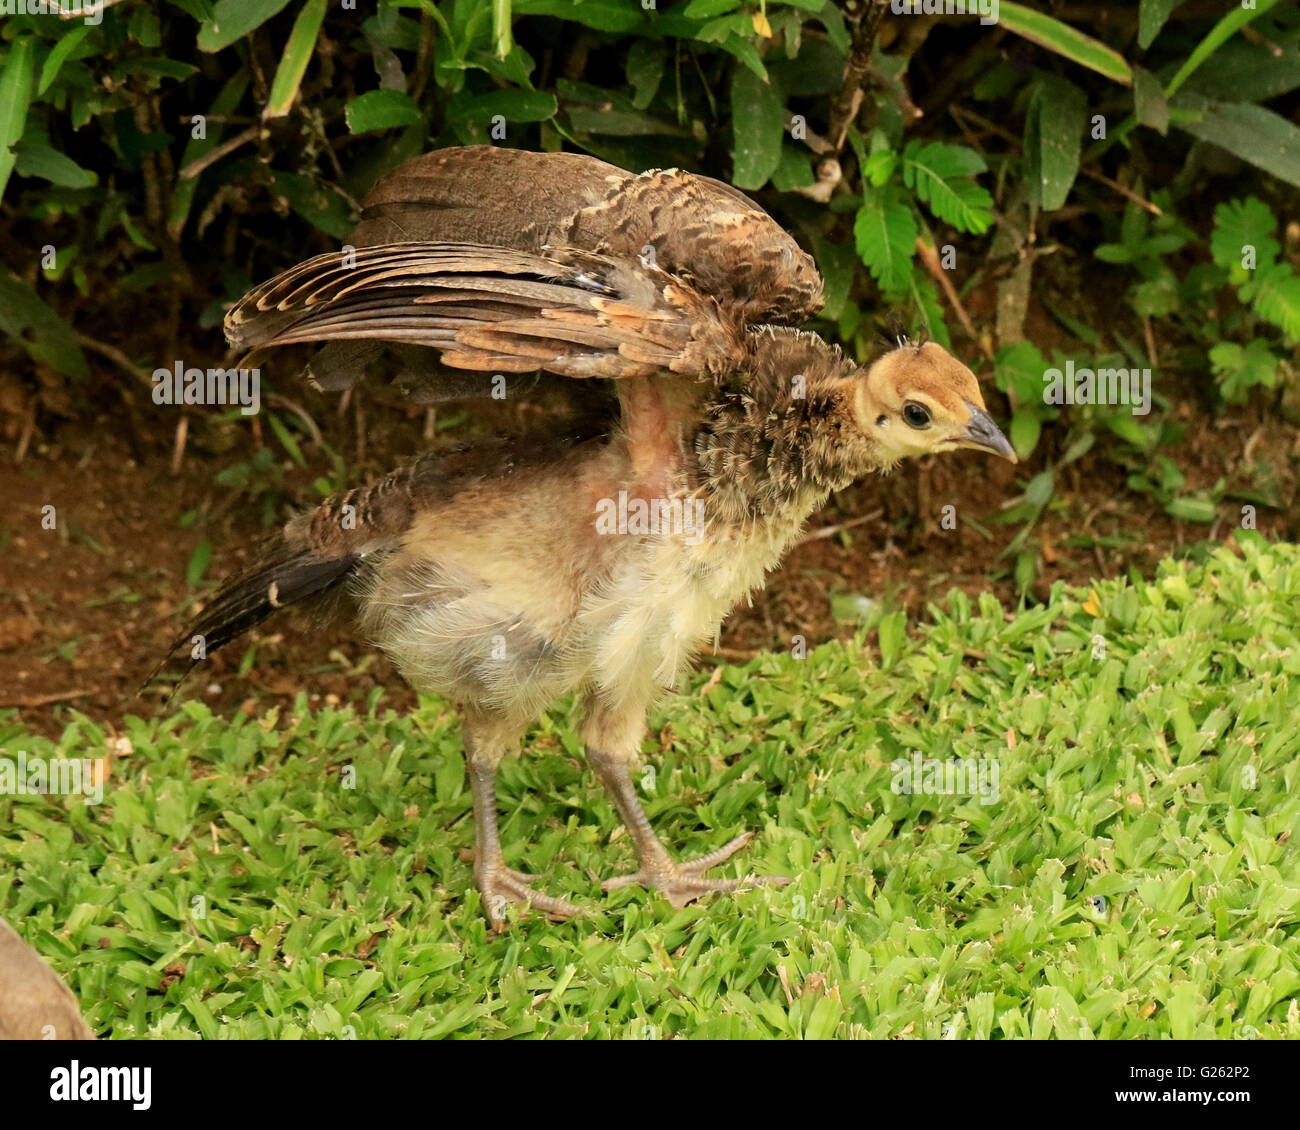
694 368 881 528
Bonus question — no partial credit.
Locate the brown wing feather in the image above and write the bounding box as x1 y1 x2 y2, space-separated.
351 146 823 326
224 242 736 383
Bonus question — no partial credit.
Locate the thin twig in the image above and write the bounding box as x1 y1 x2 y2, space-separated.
799 508 885 544
171 415 189 476
0 686 99 708
73 332 154 386
179 126 259 180
53 0 127 18
827 1 888 152
915 237 993 361
1079 167 1162 216
267 394 324 449
15 402 36 463
1142 316 1159 368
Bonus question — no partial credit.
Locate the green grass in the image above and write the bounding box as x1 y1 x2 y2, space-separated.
3 534 1299 1039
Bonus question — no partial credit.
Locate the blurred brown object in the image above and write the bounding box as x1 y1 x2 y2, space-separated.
0 917 95 1040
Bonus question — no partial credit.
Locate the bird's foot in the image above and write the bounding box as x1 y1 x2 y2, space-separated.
601 831 790 909
477 865 581 932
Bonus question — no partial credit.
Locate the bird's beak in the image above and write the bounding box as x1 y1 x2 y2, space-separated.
957 404 1018 463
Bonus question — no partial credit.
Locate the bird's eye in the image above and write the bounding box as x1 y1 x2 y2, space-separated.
903 402 931 429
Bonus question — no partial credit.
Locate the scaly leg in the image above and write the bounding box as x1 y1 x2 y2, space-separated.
583 702 788 908
464 718 580 931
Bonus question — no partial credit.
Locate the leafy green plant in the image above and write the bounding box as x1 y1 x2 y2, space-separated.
852 134 993 296
1094 196 1193 320
1211 197 1300 344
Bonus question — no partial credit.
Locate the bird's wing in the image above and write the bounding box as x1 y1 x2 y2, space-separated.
224 241 739 384
352 146 824 326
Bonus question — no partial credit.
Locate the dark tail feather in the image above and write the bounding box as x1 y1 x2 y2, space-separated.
146 546 359 698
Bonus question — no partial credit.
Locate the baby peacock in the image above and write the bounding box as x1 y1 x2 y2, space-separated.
167 147 1016 929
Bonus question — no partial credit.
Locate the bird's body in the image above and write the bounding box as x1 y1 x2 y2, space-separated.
171 147 1015 928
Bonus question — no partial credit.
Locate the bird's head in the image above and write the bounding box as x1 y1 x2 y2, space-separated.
853 340 1017 466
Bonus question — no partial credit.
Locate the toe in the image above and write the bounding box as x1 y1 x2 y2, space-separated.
677 831 754 875
479 872 582 931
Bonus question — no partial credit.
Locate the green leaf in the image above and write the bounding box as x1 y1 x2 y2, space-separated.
129 6 163 48
197 0 294 53
38 24 94 96
1172 95 1300 189
120 262 175 291
683 0 740 15
0 37 35 207
1132 66 1168 136
730 66 784 190
854 187 917 294
263 0 327 119
0 271 88 380
445 88 557 127
1209 340 1279 404
625 39 664 110
994 340 1049 407
492 0 512 60
345 89 423 133
1094 243 1134 265
1210 196 1278 275
810 234 858 321
1249 265 1300 341
1009 406 1042 461
167 0 218 19
128 59 201 81
512 0 646 33
1000 2 1132 85
1014 548 1038 592
270 171 355 239
14 142 96 189
1130 272 1179 318
1182 26 1300 103
1137 0 1179 50
715 34 768 82
770 144 815 192
877 610 906 668
1025 75 1086 211
901 141 992 234
1163 0 1283 100
186 541 214 587
1165 498 1217 524
565 107 685 137
267 411 307 469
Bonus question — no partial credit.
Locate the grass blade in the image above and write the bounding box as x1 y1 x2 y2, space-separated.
263 0 327 120
999 2 1132 86
0 37 35 207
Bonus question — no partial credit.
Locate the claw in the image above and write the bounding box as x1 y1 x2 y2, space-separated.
601 831 789 909
478 866 581 932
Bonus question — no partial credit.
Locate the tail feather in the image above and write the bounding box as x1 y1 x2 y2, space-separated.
151 545 359 693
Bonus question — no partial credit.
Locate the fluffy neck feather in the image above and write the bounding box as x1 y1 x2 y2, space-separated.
693 329 884 527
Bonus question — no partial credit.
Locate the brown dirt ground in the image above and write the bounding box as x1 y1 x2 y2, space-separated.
1 362 1295 741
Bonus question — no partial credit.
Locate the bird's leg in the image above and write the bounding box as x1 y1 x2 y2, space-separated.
464 720 581 931
583 704 788 908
